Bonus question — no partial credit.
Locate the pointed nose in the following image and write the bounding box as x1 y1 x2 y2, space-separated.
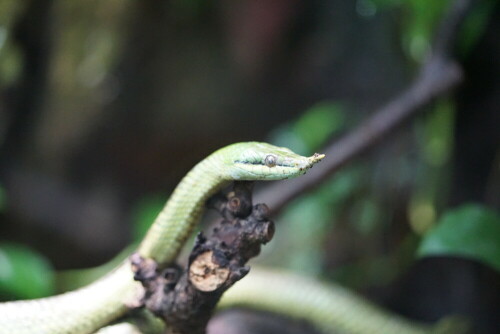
308 153 326 165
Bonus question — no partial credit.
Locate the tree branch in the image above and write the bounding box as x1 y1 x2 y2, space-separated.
131 182 275 334
256 0 473 215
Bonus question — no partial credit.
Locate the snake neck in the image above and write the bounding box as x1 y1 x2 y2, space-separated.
138 155 229 265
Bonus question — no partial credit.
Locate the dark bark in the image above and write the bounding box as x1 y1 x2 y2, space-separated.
131 182 275 334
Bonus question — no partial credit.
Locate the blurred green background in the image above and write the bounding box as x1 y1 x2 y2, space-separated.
0 0 499 333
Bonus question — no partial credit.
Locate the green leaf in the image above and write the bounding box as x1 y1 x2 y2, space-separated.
418 204 500 272
270 101 346 155
0 243 55 299
458 0 496 57
293 102 345 152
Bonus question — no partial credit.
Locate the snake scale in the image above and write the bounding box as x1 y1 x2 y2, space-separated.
0 142 325 334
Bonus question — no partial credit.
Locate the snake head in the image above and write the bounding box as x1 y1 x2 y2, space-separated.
219 142 325 181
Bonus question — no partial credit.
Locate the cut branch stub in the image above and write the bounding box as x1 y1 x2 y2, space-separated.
189 251 230 292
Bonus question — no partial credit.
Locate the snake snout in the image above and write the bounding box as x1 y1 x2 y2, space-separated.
301 153 325 169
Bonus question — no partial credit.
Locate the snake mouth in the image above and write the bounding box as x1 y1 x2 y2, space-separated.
234 160 296 168
310 153 326 163
303 153 326 168
294 153 326 171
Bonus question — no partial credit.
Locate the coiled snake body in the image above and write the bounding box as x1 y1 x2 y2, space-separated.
0 142 324 334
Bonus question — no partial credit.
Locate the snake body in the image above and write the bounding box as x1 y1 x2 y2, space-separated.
0 142 324 334
219 268 467 334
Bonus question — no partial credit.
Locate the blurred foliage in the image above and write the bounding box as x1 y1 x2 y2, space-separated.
53 1 124 89
261 80 494 294
265 102 349 275
333 235 420 289
401 0 449 62
262 166 365 275
409 99 455 235
419 204 500 272
265 103 368 277
0 1 23 87
373 0 450 62
373 0 494 62
0 1 22 27
419 100 454 168
270 102 345 156
264 99 419 288
0 243 55 299
458 0 496 56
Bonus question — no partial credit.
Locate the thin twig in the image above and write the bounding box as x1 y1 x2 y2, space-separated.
256 0 473 215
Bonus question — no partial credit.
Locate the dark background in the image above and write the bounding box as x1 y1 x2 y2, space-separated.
0 0 499 333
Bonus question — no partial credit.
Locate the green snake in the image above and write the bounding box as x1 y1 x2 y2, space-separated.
219 267 468 334
0 142 325 334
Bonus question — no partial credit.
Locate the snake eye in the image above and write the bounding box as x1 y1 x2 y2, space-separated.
264 154 277 167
